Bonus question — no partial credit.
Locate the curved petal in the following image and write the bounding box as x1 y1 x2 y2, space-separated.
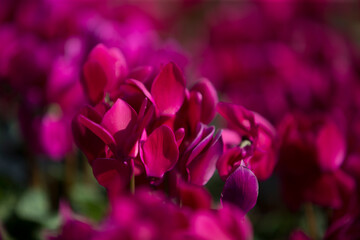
188 91 202 134
92 158 132 198
101 98 138 136
128 65 153 83
188 131 223 186
101 99 138 156
140 125 179 178
78 114 117 157
217 148 243 181
72 106 105 163
151 62 185 116
221 165 259 214
217 102 255 136
191 78 218 124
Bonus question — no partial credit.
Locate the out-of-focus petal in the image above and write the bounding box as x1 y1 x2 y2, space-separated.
83 59 107 104
221 165 259 214
178 182 212 210
217 102 255 136
316 121 345 172
128 65 153 83
83 44 128 104
140 125 179 178
151 62 185 116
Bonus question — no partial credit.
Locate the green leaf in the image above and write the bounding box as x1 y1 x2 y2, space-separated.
15 188 50 222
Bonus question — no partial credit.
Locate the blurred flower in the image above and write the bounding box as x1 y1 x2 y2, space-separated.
277 113 354 210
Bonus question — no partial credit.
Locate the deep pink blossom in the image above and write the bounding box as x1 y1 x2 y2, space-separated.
216 102 277 181
277 113 354 209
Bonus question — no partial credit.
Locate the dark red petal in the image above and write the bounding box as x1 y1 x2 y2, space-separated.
140 125 179 178
72 106 105 163
221 165 259 214
78 115 117 156
83 59 107 104
151 62 185 115
178 182 212 210
92 158 132 198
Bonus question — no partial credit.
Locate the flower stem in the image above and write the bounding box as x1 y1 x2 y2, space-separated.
305 202 317 240
64 153 76 198
130 158 135 194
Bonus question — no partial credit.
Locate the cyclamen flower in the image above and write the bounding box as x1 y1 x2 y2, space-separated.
277 113 354 210
48 189 253 240
216 102 277 181
73 52 222 200
214 102 276 213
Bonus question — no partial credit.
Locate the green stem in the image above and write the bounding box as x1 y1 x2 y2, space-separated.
64 153 76 198
130 158 135 194
305 203 317 240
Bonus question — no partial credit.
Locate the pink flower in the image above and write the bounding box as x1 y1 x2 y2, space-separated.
216 102 277 181
277 113 353 209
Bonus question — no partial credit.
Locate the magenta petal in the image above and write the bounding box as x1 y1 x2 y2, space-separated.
72 106 105 163
178 182 212 210
140 125 179 178
221 165 259 214
175 128 185 147
187 126 215 165
151 62 185 115
221 128 242 147
101 99 138 157
92 158 132 198
101 98 138 136
128 66 153 83
316 121 345 172
83 44 127 104
217 102 255 135
78 115 117 156
191 79 218 124
125 79 154 102
188 131 223 186
188 91 202 133
217 148 243 181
